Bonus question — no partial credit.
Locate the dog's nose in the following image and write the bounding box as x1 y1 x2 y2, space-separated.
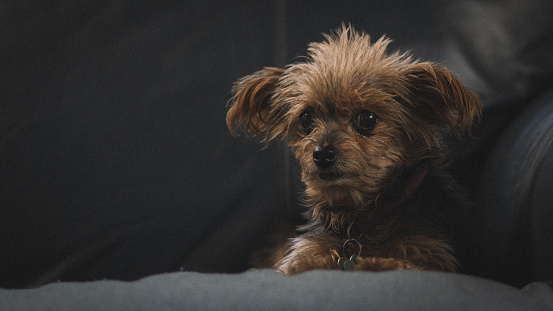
313 146 337 168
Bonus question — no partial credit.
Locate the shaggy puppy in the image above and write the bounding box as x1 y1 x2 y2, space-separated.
227 25 482 274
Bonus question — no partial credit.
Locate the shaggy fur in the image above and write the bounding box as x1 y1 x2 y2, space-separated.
227 25 482 275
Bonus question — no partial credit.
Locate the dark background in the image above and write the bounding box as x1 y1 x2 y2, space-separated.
1 1 552 288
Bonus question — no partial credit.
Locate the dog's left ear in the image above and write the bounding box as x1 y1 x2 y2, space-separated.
403 63 482 134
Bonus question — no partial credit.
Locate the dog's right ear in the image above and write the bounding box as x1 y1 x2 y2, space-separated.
226 67 285 143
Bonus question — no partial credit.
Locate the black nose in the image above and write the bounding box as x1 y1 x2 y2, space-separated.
313 146 337 168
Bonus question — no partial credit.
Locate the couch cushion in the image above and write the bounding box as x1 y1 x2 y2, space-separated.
475 91 553 286
1 270 551 311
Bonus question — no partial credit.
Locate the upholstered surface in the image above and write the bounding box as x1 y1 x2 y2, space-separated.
475 91 553 286
1 270 552 311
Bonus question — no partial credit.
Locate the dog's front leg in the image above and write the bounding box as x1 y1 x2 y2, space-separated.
274 239 341 275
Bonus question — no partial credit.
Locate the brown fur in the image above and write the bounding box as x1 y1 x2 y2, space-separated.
227 25 482 275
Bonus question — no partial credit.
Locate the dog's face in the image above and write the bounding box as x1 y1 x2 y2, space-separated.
227 26 481 214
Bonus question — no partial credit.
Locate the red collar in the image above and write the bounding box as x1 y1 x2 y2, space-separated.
320 164 429 235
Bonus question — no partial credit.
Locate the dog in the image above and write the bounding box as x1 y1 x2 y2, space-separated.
226 25 482 275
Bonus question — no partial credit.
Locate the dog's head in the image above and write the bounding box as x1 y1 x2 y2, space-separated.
227 26 481 217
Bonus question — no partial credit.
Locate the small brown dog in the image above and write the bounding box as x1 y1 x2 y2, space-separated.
227 25 482 274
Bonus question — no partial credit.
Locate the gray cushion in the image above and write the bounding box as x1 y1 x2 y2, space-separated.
1 270 552 311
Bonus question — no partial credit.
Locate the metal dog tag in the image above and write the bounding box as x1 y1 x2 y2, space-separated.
337 238 362 270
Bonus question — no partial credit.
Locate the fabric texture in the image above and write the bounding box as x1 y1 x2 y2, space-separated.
475 91 553 286
1 270 552 311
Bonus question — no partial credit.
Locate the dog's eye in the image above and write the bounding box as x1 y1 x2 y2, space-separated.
353 110 378 136
300 110 315 134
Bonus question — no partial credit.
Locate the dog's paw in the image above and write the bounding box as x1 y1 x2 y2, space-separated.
349 256 417 271
275 252 341 275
